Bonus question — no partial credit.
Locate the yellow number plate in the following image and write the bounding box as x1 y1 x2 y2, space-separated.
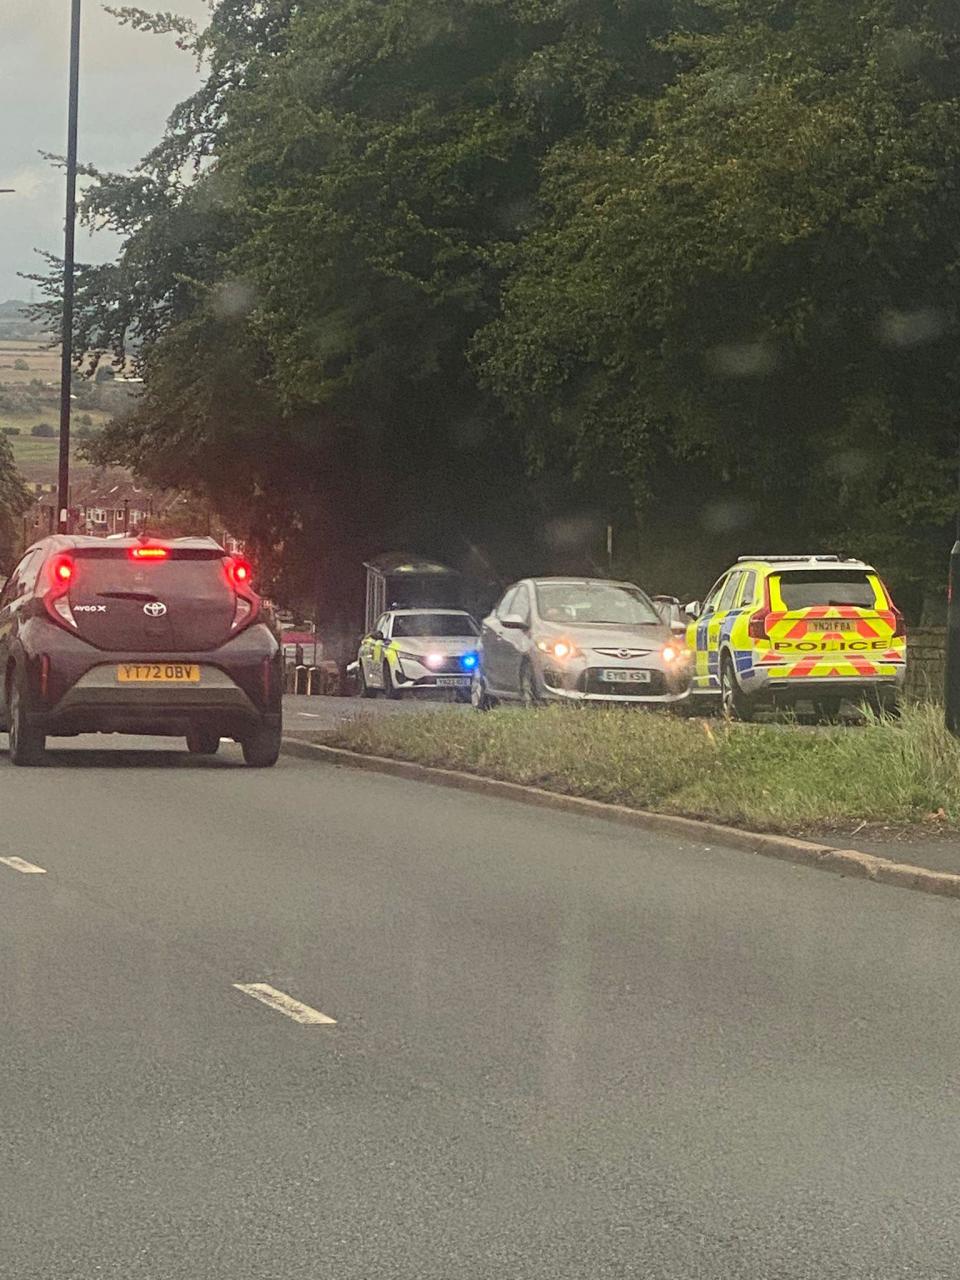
116 663 201 684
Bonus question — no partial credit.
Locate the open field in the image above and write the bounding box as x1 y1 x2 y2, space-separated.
0 338 61 383
6 433 96 485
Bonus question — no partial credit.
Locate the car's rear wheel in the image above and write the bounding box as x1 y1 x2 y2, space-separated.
357 661 376 699
720 654 755 723
383 661 402 700
186 730 221 756
865 690 901 720
814 696 843 724
241 721 282 768
8 670 46 767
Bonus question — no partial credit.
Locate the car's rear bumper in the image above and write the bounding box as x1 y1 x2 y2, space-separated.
36 667 278 738
747 668 906 698
20 627 282 738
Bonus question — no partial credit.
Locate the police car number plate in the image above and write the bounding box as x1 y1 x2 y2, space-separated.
599 669 651 683
810 619 855 631
436 677 470 687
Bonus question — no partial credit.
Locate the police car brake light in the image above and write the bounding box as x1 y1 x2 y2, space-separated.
748 578 773 640
748 611 770 640
892 608 905 639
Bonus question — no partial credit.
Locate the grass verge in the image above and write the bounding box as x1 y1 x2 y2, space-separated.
327 702 960 833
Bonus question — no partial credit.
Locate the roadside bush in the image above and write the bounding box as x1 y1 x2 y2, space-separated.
1 427 20 436
31 422 56 437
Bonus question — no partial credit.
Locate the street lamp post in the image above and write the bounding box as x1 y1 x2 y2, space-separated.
57 0 82 534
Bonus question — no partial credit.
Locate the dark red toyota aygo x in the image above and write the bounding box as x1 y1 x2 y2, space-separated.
0 535 283 767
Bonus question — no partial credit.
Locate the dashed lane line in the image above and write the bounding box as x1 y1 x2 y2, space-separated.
0 857 47 875
233 983 337 1025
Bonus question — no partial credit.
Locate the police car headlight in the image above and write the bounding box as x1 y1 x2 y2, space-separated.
397 650 427 665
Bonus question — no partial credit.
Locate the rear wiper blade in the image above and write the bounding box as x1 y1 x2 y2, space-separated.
97 590 159 601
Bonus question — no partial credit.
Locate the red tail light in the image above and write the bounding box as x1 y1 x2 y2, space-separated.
747 577 772 640
229 557 254 587
43 555 78 630
748 611 769 640
52 555 74 584
892 608 906 639
226 556 260 632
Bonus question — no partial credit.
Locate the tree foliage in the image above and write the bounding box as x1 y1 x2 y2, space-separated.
478 0 960 610
0 435 32 574
35 0 960 617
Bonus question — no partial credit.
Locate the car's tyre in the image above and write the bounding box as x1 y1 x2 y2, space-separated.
383 661 402 700
241 721 282 768
865 690 901 721
519 662 544 709
720 654 755 723
454 688 472 704
186 730 221 756
357 661 376 699
814 696 843 725
470 672 497 712
8 669 46 766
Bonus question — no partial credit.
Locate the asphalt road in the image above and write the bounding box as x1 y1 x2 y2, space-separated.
3 734 960 1278
285 690 465 733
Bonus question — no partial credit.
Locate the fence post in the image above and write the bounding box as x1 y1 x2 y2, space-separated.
946 542 960 736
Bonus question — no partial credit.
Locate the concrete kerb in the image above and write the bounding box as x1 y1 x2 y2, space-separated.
280 737 960 901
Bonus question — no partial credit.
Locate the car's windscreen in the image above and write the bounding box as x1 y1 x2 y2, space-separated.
392 613 479 637
775 570 879 610
535 583 661 625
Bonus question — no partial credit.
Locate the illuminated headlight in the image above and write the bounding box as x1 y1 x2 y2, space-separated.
536 637 582 661
425 652 445 670
662 645 692 664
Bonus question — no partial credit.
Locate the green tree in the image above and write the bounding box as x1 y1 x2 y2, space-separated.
478 0 960 610
37 0 687 615
0 434 32 572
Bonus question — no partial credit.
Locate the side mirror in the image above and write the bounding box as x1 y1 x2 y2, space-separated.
500 613 528 630
670 621 686 637
684 601 702 620
369 629 384 642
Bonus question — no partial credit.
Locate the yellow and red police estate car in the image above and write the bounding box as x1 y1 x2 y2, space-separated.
685 555 906 720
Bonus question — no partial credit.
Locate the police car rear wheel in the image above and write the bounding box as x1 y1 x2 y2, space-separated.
720 655 755 723
383 661 403 700
814 696 843 724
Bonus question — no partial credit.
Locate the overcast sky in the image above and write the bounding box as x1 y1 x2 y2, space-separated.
1 0 211 301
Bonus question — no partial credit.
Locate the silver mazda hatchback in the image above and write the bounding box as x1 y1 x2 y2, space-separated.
472 577 693 708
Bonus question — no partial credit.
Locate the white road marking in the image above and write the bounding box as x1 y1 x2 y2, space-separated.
233 983 336 1025
0 857 47 875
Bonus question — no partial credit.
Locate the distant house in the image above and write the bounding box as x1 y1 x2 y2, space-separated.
71 472 173 536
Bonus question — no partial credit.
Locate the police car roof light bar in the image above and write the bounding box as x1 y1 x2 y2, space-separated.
736 554 844 564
